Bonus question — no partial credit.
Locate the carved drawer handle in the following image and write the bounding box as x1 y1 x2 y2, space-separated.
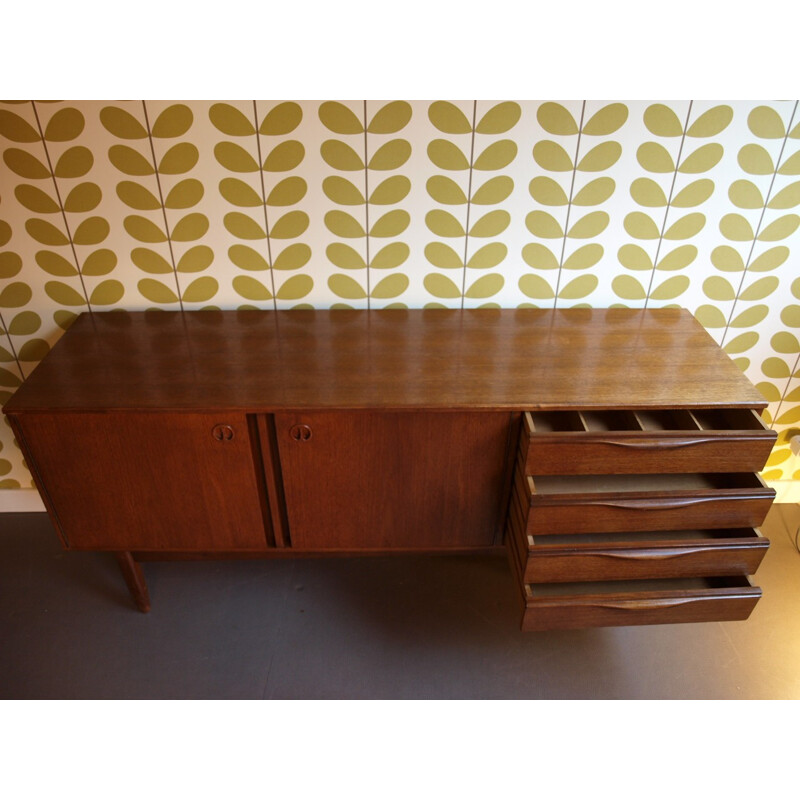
211 424 235 442
599 548 707 560
592 497 717 510
289 424 313 442
588 598 697 611
602 437 717 449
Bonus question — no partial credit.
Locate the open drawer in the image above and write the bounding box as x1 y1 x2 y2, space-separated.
509 520 769 584
520 472 775 535
519 576 762 631
522 408 775 474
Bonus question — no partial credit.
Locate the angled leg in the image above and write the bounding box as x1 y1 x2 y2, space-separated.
115 551 151 613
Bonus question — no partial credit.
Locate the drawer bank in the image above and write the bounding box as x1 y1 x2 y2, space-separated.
3 308 776 631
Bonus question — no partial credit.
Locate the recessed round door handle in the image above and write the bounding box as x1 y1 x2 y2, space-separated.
289 424 313 442
211 424 235 442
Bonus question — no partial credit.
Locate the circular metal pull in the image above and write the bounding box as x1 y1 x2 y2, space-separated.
289 424 313 442
211 424 235 442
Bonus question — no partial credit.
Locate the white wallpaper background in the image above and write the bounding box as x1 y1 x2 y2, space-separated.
0 100 798 490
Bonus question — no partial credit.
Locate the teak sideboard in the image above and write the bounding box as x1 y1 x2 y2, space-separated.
3 308 777 631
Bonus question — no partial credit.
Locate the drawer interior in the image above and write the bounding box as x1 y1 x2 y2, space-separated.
690 408 768 432
532 528 762 546
528 575 754 598
531 472 765 496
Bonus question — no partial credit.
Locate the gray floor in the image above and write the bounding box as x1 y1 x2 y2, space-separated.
1 505 799 699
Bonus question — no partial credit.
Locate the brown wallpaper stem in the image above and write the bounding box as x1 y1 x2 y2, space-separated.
252 101 277 311
363 100 370 308
460 101 477 309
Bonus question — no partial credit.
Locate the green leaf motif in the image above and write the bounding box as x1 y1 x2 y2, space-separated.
100 106 148 139
469 210 509 238
158 142 198 174
272 243 311 270
177 245 214 273
533 141 573 172
270 211 308 239
370 209 409 238
530 176 568 206
522 243 559 270
703 276 736 301
730 305 768 328
35 251 76 276
0 110 40 142
82 249 117 276
723 332 759 354
369 175 410 205
768 181 800 209
319 102 363 134
567 210 608 239
371 273 409 299
425 242 463 269
0 253 22 278
369 140 411 171
630 178 667 208
577 142 621 172
758 214 799 241
637 142 675 173
740 276 779 301
132 248 172 274
4 148 51 179
467 243 506 270
679 143 723 173
573 177 615 206
558 274 598 299
124 215 166 243
327 243 366 270
650 275 689 300
260 103 302 136
219 177 262 207
64 182 102 213
371 242 409 270
73 216 109 245
328 274 367 300
427 175 467 205
643 104 683 137
526 210 563 238
657 244 696 271
181 276 218 303
582 104 628 136
694 305 727 328
8 311 42 336
276 275 313 301
472 176 513 205
44 280 85 306
563 244 602 270
618 244 653 271
117 181 160 210
165 178 203 209
686 106 732 138
537 103 578 136
720 213 754 241
428 139 469 171
232 275 272 301
368 101 412 134
473 140 516 171
54 146 93 178
612 275 646 300
15 184 60 213
326 210 365 238
424 272 462 298
738 145 774 175
109 145 154 176
476 102 521 134
748 106 786 139
750 246 788 272
664 212 704 240
624 212 660 240
321 140 364 171
224 212 266 240
672 179 714 208
267 177 306 206
152 104 192 138
171 213 209 242
778 151 800 175
466 274 504 299
26 219 68 246
0 282 33 307
263 140 305 172
214 142 259 173
89 279 124 306
428 102 472 135
209 103 255 136
44 108 85 142
772 331 800 353
711 245 745 272
426 209 465 237
17 339 50 360
228 245 269 272
519 274 555 299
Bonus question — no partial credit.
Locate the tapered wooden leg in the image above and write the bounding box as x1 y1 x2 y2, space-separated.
115 551 151 613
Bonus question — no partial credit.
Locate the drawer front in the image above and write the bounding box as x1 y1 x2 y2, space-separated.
522 529 769 583
520 577 761 631
522 409 775 475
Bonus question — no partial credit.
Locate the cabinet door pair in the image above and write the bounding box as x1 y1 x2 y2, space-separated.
19 411 512 553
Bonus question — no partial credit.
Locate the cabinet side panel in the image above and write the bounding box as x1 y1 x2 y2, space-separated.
18 412 271 551
276 411 511 550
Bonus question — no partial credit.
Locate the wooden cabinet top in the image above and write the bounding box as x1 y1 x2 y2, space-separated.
3 308 765 413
